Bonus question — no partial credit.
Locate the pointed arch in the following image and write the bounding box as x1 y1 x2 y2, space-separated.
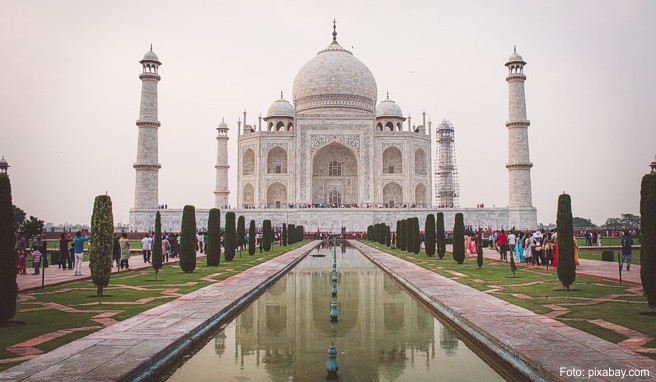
242 183 254 206
383 181 403 207
415 183 427 206
383 146 402 174
243 148 255 175
267 146 288 174
414 148 427 175
267 182 287 208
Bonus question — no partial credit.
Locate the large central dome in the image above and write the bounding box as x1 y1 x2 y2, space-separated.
292 39 377 115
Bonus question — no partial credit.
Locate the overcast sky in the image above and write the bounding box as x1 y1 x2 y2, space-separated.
1 0 654 227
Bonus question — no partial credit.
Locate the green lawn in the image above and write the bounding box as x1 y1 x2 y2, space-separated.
576 237 639 247
578 249 640 263
0 241 308 371
360 241 655 359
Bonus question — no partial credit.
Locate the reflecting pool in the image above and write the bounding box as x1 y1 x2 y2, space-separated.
165 243 504 381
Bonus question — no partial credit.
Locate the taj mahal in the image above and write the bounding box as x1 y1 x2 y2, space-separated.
129 24 537 233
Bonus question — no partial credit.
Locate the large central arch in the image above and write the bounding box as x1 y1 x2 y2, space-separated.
312 142 359 205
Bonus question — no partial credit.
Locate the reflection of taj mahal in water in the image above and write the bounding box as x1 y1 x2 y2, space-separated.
129 24 537 232
167 244 501 381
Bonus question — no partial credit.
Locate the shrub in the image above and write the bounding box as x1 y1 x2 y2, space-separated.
248 220 256 256
89 195 114 297
452 213 465 264
206 208 221 266
263 219 272 251
288 224 296 244
398 220 406 250
386 225 391 247
179 205 197 273
425 214 436 257
412 217 420 255
436 212 446 259
557 194 576 291
237 215 246 255
224 211 236 261
282 223 287 246
601 250 615 262
152 211 163 277
641 174 656 308
406 218 413 253
0 173 17 321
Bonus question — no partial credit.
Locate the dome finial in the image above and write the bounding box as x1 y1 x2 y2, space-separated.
281 90 284 99
150 44 153 51
332 19 337 42
513 45 516 53
386 90 389 99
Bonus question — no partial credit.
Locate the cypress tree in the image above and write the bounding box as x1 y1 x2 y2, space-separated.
263 220 272 251
224 211 236 261
297 226 304 242
394 220 400 247
282 223 287 246
436 212 446 259
288 224 296 244
237 215 246 256
413 217 420 255
405 218 413 253
179 205 197 273
557 194 576 291
453 213 465 264
476 229 483 269
399 220 407 251
206 208 221 266
379 223 386 245
386 225 391 247
247 220 256 256
0 172 17 321
641 174 656 308
425 214 436 257
89 195 114 297
152 211 163 278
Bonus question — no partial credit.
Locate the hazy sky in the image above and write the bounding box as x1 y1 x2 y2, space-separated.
1 0 654 227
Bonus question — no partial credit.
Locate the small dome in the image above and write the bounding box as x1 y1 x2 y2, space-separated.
267 97 295 118
508 51 523 62
140 47 161 64
0 156 7 166
218 118 228 129
376 98 403 118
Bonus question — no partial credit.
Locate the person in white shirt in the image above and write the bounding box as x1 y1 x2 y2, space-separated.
507 231 517 261
141 234 152 264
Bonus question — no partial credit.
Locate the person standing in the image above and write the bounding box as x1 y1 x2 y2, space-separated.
507 230 517 261
59 233 71 270
120 232 130 270
16 232 27 263
162 235 170 263
73 230 90 276
31 248 42 275
112 234 121 268
620 231 633 271
141 233 152 264
497 229 508 261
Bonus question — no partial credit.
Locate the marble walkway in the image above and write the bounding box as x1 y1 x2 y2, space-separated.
353 241 656 381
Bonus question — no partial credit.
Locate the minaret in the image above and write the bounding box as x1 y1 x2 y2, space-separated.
214 118 230 208
505 47 533 208
133 46 162 210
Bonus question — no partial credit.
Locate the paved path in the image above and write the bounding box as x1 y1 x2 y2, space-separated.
354 241 656 381
451 245 642 286
0 241 319 382
17 254 203 292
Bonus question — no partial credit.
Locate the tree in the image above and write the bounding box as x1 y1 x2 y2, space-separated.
206 209 221 266
452 213 465 264
557 194 576 291
398 220 406 251
572 217 596 228
237 215 246 256
152 211 163 279
0 172 17 322
297 226 304 242
412 217 420 255
263 220 272 251
224 212 236 261
405 218 413 253
248 220 256 256
288 224 296 244
89 195 114 297
179 205 197 273
476 229 483 269
21 215 44 242
605 213 641 229
425 214 436 257
282 223 287 246
385 225 391 247
436 212 446 259
12 205 25 232
641 174 656 308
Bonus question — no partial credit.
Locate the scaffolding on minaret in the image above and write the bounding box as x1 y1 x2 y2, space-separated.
434 120 460 208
